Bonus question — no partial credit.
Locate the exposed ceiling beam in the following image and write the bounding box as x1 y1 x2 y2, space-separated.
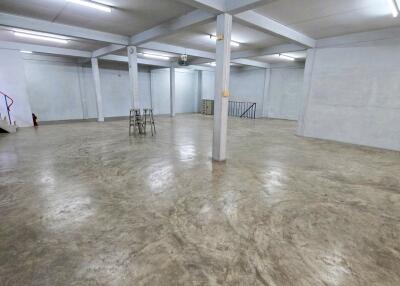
101 54 172 67
232 58 269 68
188 57 269 68
140 42 215 59
0 13 129 45
176 0 275 14
92 44 126 58
175 0 224 13
231 43 305 59
130 10 215 46
0 40 91 58
225 0 276 14
234 11 316 48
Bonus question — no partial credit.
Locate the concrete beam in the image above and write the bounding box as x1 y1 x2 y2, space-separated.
231 43 305 59
231 58 269 68
234 11 316 47
130 10 215 46
0 13 129 45
225 0 276 14
188 57 269 68
100 54 172 68
140 42 215 59
212 13 232 162
92 44 126 58
177 0 275 14
175 0 224 13
0 40 91 58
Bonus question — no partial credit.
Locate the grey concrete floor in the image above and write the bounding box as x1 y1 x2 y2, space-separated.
1 114 399 286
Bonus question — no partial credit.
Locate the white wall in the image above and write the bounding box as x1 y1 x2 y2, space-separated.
150 68 199 115
19 55 153 122
0 50 32 127
200 66 304 119
24 57 84 121
298 40 400 151
230 68 266 118
81 65 152 119
200 70 215 100
266 66 304 120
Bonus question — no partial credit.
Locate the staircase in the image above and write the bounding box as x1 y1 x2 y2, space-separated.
0 91 17 134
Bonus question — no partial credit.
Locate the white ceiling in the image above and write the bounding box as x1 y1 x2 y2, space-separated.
0 26 106 51
0 0 194 36
0 0 400 64
255 0 400 39
253 50 307 64
159 21 286 52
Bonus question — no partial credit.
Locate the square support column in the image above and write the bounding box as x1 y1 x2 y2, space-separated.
297 48 316 136
212 13 232 161
91 58 104 122
170 67 176 117
128 46 140 109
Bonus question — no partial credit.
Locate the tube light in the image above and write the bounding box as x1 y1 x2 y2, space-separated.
66 0 111 12
140 53 170 61
275 54 295 61
20 50 33 54
14 32 69 44
210 35 240 47
207 62 216 66
387 0 399 17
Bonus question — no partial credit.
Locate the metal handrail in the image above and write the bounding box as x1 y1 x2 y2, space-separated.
228 100 256 119
0 91 13 124
240 103 256 118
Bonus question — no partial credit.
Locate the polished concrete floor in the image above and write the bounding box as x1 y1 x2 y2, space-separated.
1 114 399 286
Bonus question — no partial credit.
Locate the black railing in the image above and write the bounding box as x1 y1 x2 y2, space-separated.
228 101 256 119
0 91 13 125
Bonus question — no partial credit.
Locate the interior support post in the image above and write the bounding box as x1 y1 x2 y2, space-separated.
128 46 140 109
170 67 176 117
212 13 232 161
91 57 104 122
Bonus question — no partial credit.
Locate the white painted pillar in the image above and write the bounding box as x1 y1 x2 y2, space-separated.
170 67 176 117
196 71 202 112
128 46 140 109
297 48 316 136
91 58 104 122
212 13 232 161
261 67 271 118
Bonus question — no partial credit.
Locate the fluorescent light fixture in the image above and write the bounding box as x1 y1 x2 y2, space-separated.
20 50 33 54
387 0 399 17
210 35 240 47
140 53 170 61
66 0 111 12
14 32 69 44
207 62 216 66
275 54 295 61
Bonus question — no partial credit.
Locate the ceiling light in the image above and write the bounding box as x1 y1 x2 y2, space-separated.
66 0 112 13
140 53 170 61
207 62 216 66
209 35 240 47
20 50 33 54
14 32 69 44
387 0 399 17
275 54 295 61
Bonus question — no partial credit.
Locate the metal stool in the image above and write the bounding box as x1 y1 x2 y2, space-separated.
129 109 145 136
143 108 156 136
